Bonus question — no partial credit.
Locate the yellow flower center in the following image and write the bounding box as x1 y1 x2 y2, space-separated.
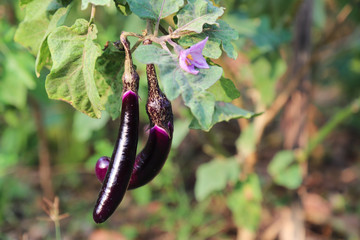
185 54 193 66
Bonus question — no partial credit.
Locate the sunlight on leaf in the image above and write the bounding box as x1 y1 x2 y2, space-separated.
81 0 111 10
15 0 56 55
45 19 104 118
127 0 184 20
176 0 224 33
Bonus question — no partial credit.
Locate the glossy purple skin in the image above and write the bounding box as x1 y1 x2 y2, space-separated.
128 124 172 189
95 156 110 182
93 90 139 224
95 124 172 188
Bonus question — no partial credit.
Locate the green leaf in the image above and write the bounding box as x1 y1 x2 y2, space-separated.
114 0 132 16
208 77 240 102
35 6 71 76
127 0 184 20
179 33 221 59
250 17 291 54
72 111 109 142
14 0 57 55
189 102 257 131
224 14 290 55
45 19 104 118
186 91 215 129
212 102 256 123
0 26 36 108
19 0 34 6
171 118 191 148
236 123 256 158
268 150 302 189
81 0 111 10
176 0 224 33
95 43 125 119
195 158 239 201
0 74 28 109
227 174 262 232
134 44 223 129
179 20 238 59
245 58 286 106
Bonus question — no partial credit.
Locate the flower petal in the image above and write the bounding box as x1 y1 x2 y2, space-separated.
179 51 199 74
192 55 209 69
178 37 209 75
188 37 209 55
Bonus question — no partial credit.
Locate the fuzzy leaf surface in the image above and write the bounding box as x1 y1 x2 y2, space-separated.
189 102 257 131
35 6 70 76
176 0 224 34
95 43 125 119
45 19 103 118
14 0 56 55
208 77 240 102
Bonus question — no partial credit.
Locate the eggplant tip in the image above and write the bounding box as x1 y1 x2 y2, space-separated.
93 211 107 224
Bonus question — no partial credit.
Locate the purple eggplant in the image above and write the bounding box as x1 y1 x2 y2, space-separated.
95 40 173 190
95 124 172 189
128 59 173 190
93 36 139 224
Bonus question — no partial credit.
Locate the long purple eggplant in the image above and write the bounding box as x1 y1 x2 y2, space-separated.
93 35 139 224
95 40 173 190
128 57 173 189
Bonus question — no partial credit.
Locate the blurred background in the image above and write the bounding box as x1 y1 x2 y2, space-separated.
1 0 360 239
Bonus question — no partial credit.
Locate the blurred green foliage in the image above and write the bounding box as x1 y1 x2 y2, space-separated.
1 0 360 239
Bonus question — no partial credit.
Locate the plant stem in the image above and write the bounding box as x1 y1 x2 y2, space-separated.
55 219 61 240
89 4 96 24
154 0 166 37
146 20 153 35
31 98 54 200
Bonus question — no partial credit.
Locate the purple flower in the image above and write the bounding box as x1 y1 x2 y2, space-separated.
179 37 209 75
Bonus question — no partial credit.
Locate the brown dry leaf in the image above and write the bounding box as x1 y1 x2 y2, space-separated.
302 193 331 225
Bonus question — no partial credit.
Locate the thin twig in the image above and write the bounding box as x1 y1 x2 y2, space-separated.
39 197 69 240
31 98 54 200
